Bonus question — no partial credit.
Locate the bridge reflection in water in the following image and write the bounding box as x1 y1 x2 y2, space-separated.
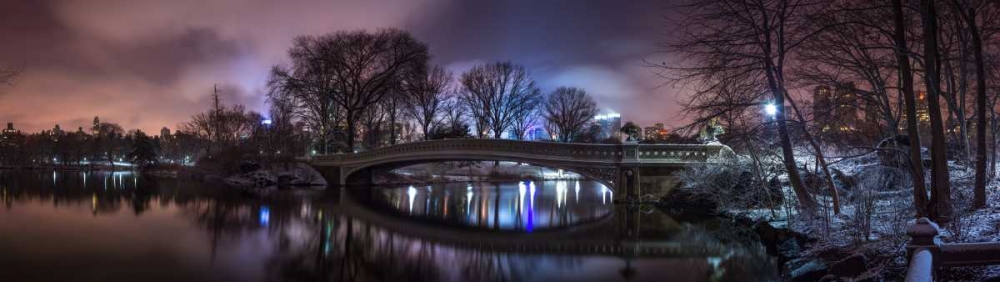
0 171 778 282
374 181 614 232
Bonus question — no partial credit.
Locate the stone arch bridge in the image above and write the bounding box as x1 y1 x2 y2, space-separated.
309 139 735 198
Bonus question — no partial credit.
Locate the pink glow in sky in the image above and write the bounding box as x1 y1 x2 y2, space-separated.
0 0 690 134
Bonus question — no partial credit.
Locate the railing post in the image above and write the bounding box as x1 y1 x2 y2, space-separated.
905 218 942 281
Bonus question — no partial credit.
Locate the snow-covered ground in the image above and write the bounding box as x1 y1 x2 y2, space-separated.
719 146 1000 280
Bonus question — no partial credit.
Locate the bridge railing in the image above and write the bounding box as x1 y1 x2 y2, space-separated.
311 139 733 165
312 139 624 164
633 143 732 163
904 218 1000 281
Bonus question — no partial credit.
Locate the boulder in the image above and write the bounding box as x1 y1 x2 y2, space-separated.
876 135 929 168
829 253 867 278
225 170 276 188
784 257 828 282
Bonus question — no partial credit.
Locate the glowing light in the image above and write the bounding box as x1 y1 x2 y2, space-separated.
764 103 778 116
575 181 580 202
527 181 536 233
407 186 417 214
261 119 273 125
259 206 270 226
466 190 473 215
600 184 614 204
556 181 567 208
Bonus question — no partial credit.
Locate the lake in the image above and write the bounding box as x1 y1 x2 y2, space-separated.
0 171 779 282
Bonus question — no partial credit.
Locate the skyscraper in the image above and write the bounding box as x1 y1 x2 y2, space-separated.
594 113 622 140
2 123 16 135
161 127 172 138
92 116 101 135
643 123 668 142
813 84 859 135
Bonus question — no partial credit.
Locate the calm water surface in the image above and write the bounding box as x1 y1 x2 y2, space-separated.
0 171 779 282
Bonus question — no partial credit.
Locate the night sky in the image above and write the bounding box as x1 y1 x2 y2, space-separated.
0 0 686 134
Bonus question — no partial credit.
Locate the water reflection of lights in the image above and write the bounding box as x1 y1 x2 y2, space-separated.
300 202 311 218
259 206 270 227
527 181 536 232
381 181 615 232
555 181 567 208
574 181 580 203
600 184 613 205
407 186 417 214
323 222 332 255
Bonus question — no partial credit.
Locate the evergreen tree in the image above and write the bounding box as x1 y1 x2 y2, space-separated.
128 130 158 169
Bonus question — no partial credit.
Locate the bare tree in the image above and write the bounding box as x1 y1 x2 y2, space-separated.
360 100 387 149
459 62 541 139
441 97 468 135
269 29 428 152
892 0 930 218
951 0 993 209
662 0 834 210
920 0 953 221
268 37 344 154
405 66 453 140
0 66 18 87
543 87 598 142
510 95 542 140
381 92 406 146
793 2 901 140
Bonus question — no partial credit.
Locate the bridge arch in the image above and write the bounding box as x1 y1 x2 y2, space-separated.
339 154 620 190
309 139 735 198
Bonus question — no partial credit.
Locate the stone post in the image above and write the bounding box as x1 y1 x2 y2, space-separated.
620 143 640 201
905 217 941 279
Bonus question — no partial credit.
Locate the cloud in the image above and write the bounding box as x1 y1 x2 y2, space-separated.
0 0 687 133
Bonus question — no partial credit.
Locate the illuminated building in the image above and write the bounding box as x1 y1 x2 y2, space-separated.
160 127 171 139
813 84 860 135
594 113 621 140
643 123 668 142
2 123 17 135
92 116 100 135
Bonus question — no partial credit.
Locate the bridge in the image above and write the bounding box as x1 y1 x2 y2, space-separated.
308 139 735 198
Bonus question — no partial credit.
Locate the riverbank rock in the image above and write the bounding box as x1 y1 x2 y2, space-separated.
658 188 717 214
785 257 829 282
225 170 276 188
829 253 867 278
273 163 327 186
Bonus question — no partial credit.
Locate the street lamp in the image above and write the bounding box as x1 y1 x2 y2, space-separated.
764 103 778 117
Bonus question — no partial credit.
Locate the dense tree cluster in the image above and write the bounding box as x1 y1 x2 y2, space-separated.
665 0 1000 222
0 119 186 170
266 29 611 154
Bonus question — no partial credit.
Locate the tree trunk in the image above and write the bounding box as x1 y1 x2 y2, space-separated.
773 87 817 210
964 7 988 209
346 114 357 153
894 0 929 218
785 91 841 214
921 0 953 221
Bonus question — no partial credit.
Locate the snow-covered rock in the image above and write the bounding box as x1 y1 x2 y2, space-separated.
225 170 276 188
